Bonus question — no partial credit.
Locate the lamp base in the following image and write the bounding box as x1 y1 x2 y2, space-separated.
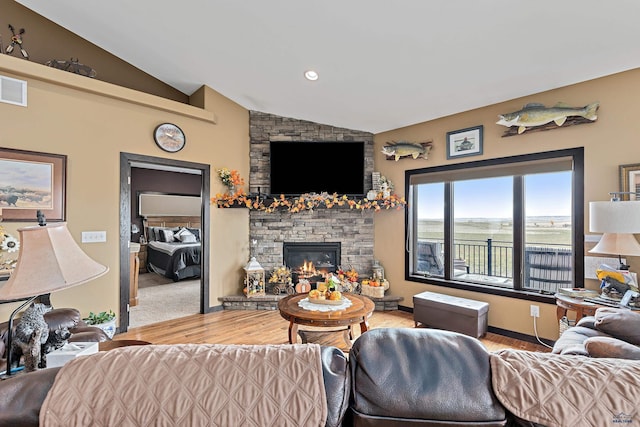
617 255 630 271
0 365 25 380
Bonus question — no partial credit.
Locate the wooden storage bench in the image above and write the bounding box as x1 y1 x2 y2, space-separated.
413 291 489 338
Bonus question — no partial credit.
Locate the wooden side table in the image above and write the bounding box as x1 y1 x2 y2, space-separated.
129 245 140 307
555 294 605 323
138 243 148 274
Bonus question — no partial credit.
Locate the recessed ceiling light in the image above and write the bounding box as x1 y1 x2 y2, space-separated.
304 70 319 81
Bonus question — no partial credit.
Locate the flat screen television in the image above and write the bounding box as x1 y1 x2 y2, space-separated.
270 141 365 197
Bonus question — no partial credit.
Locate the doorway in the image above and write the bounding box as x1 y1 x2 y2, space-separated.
119 152 210 333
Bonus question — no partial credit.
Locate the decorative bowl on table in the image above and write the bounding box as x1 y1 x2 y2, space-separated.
308 289 345 305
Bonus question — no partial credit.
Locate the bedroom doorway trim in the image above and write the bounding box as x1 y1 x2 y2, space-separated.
119 152 211 333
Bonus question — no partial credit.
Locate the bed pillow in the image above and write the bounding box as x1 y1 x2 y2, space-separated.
179 233 197 243
187 227 201 242
159 228 175 242
145 227 153 241
147 227 160 241
174 227 190 238
175 227 197 243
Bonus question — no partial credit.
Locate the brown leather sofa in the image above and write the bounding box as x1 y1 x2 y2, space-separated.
0 328 508 427
0 307 110 371
2 325 637 426
346 328 508 426
0 345 349 427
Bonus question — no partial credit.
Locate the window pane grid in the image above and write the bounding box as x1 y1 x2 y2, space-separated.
407 150 581 297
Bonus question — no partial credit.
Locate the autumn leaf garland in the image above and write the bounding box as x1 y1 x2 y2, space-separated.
213 168 406 212
212 191 406 212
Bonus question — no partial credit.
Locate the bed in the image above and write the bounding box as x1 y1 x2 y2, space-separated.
143 216 202 282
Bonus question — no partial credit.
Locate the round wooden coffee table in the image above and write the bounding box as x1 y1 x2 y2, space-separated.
278 293 375 347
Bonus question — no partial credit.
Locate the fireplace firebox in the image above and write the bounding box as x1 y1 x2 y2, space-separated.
283 242 341 286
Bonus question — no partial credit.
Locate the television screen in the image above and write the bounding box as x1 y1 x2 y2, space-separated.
270 141 365 197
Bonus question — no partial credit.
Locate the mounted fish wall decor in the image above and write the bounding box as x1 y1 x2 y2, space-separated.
382 141 433 161
496 101 599 137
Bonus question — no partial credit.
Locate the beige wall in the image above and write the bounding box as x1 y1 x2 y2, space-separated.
1 0 188 103
2 0 639 342
0 54 249 324
374 68 640 341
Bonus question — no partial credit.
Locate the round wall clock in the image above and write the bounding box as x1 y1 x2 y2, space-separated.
153 123 186 153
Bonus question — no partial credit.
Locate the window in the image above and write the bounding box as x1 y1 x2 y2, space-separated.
406 148 584 300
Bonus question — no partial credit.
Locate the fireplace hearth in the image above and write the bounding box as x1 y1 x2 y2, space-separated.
283 242 341 286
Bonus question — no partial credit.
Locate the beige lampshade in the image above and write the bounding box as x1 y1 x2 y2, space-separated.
589 201 640 233
589 201 640 257
589 233 640 257
0 223 109 301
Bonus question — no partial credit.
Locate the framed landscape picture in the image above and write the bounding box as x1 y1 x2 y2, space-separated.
446 125 483 159
0 147 66 221
620 163 640 200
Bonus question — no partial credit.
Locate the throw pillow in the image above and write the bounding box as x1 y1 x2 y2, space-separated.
147 227 158 241
584 336 640 359
594 307 640 345
187 227 201 242
575 315 596 330
174 227 197 242
179 233 197 243
159 228 174 242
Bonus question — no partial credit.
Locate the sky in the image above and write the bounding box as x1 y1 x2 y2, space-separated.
0 159 52 192
417 171 572 219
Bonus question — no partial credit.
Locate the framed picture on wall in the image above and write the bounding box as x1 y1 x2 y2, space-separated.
0 147 66 221
446 125 483 159
620 163 640 201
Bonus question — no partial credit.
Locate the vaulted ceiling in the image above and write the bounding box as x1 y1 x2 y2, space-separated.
16 1 640 133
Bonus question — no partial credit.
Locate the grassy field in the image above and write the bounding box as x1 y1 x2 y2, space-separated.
418 217 572 246
417 217 572 279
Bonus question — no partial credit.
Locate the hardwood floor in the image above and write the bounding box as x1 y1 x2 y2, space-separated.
116 309 552 353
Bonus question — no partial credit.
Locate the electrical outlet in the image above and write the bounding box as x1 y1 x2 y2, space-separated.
530 305 540 318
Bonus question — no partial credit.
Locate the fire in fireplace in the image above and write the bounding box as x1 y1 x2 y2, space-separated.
283 242 341 286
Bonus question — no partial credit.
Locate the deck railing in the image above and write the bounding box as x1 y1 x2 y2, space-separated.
417 239 573 293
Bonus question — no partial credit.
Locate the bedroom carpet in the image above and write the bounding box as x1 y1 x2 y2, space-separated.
129 273 200 328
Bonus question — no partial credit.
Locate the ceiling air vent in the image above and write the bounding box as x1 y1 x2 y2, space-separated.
0 75 27 106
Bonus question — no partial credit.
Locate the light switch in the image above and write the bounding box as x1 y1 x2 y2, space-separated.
81 231 107 243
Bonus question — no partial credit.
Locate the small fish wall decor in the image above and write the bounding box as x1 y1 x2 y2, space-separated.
496 101 599 137
382 141 433 161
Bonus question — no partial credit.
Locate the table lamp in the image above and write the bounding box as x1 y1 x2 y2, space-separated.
0 222 109 376
589 199 640 270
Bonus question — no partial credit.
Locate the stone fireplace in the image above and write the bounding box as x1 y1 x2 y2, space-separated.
248 111 376 278
219 112 404 311
283 242 341 285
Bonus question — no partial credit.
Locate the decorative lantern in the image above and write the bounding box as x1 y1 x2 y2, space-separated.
372 259 385 281
243 257 265 298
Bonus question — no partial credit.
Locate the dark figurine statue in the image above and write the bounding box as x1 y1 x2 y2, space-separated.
37 210 46 226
